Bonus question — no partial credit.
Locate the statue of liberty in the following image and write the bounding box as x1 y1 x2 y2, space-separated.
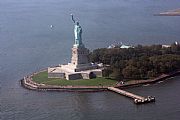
71 14 83 47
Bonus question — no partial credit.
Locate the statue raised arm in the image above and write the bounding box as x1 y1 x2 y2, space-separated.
70 14 83 47
71 14 75 23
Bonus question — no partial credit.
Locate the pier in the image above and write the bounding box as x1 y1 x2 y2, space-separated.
108 87 155 104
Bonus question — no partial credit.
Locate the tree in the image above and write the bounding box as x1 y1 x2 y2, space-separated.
111 68 123 80
122 65 141 79
102 68 113 78
90 43 180 80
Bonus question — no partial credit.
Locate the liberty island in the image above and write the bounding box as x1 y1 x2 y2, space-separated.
21 15 179 104
20 16 159 104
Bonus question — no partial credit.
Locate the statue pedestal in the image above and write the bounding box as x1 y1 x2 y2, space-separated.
66 63 98 72
48 44 103 80
71 45 90 65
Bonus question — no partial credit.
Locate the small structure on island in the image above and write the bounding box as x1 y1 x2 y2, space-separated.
48 14 103 80
108 42 134 49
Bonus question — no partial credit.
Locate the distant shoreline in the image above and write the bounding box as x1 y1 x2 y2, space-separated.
155 8 180 16
20 69 180 92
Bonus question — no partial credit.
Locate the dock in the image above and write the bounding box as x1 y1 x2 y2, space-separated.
108 87 155 104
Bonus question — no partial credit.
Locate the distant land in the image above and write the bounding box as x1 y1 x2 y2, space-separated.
155 8 180 16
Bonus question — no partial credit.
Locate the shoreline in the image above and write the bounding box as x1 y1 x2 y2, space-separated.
116 70 180 88
154 9 180 16
20 69 180 92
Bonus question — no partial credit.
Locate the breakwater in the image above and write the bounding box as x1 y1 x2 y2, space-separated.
21 78 107 92
108 87 155 104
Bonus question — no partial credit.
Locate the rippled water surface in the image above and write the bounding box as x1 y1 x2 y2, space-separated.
0 0 180 120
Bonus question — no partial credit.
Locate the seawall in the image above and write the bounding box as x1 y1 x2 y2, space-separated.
21 70 180 91
116 70 180 88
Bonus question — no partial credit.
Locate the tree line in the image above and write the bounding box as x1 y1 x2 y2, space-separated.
90 43 180 80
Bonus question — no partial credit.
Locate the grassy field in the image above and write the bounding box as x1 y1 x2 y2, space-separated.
32 71 117 86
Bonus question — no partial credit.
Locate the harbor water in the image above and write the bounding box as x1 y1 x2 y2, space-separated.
1 0 180 120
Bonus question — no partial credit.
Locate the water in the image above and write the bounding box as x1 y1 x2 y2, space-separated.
0 0 180 120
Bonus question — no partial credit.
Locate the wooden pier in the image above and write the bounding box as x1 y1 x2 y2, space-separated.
108 87 155 104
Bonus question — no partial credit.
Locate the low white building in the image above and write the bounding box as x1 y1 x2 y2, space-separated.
162 45 171 48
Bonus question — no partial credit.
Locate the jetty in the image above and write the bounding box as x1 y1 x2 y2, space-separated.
108 87 155 104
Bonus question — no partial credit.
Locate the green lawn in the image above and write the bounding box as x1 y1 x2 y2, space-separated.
32 71 117 86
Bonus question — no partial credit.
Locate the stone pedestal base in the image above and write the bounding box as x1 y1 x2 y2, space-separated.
47 44 104 80
48 64 103 80
71 46 90 65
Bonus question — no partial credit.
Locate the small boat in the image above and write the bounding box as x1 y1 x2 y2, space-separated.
50 25 54 28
